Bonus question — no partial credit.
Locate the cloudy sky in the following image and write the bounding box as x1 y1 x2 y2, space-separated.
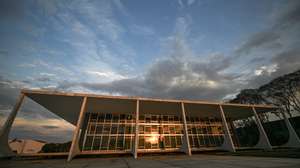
0 0 299 142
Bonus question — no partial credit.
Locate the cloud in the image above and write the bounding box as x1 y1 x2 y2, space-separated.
56 16 242 101
234 1 300 88
86 70 127 81
235 31 280 55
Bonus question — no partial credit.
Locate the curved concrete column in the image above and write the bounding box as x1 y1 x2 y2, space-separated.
281 112 300 148
219 105 235 152
133 99 139 159
68 96 87 161
180 102 191 156
0 93 25 158
252 107 272 150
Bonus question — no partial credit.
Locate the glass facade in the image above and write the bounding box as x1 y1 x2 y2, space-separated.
81 112 229 153
186 117 224 149
82 113 135 152
138 114 183 150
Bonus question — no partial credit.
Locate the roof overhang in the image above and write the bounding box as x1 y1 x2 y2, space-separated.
22 89 278 125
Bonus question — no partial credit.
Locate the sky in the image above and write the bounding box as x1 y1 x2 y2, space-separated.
0 0 300 142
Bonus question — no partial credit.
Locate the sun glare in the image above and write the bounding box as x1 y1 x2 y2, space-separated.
145 134 160 144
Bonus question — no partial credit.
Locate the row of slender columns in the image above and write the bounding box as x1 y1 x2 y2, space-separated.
2 93 300 160
64 100 300 161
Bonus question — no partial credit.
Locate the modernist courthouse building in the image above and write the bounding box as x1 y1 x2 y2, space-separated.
1 89 300 161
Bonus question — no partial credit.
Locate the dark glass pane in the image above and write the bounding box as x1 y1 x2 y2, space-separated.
125 125 132 134
176 136 182 147
98 114 105 122
163 116 168 122
95 125 103 134
203 127 207 134
165 136 171 147
105 114 112 122
193 136 199 148
192 127 197 134
127 115 132 121
195 117 200 123
145 115 151 123
171 136 176 148
189 136 194 147
199 136 204 146
113 114 119 122
125 136 131 150
151 115 157 122
119 124 125 134
120 114 126 120
89 125 96 134
103 125 110 134
187 126 192 134
163 126 169 134
139 125 144 134
159 126 163 134
138 136 144 149
117 136 124 149
93 137 101 150
101 136 109 150
91 113 98 122
111 124 118 134
204 136 210 146
109 136 116 150
197 126 203 134
170 126 175 134
169 116 174 122
174 116 179 122
207 127 212 134
209 136 215 146
84 136 93 150
139 115 145 122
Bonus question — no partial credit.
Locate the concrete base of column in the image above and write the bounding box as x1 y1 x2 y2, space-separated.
67 129 82 161
180 135 191 156
282 115 300 148
254 135 273 150
0 93 25 158
220 137 236 152
0 138 15 158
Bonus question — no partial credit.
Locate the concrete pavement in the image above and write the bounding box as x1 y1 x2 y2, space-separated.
1 154 300 168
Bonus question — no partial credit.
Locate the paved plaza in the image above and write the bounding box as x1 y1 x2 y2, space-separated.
1 154 300 168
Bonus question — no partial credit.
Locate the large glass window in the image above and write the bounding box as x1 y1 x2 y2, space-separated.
138 114 183 150
188 117 225 148
82 113 134 152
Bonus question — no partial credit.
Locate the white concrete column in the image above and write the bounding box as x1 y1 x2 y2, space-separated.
181 102 191 156
252 106 272 150
281 112 300 148
219 105 235 152
0 93 25 158
68 96 87 161
133 99 139 159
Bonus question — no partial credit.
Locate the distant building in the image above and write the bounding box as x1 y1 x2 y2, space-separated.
9 139 46 154
1 89 300 161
